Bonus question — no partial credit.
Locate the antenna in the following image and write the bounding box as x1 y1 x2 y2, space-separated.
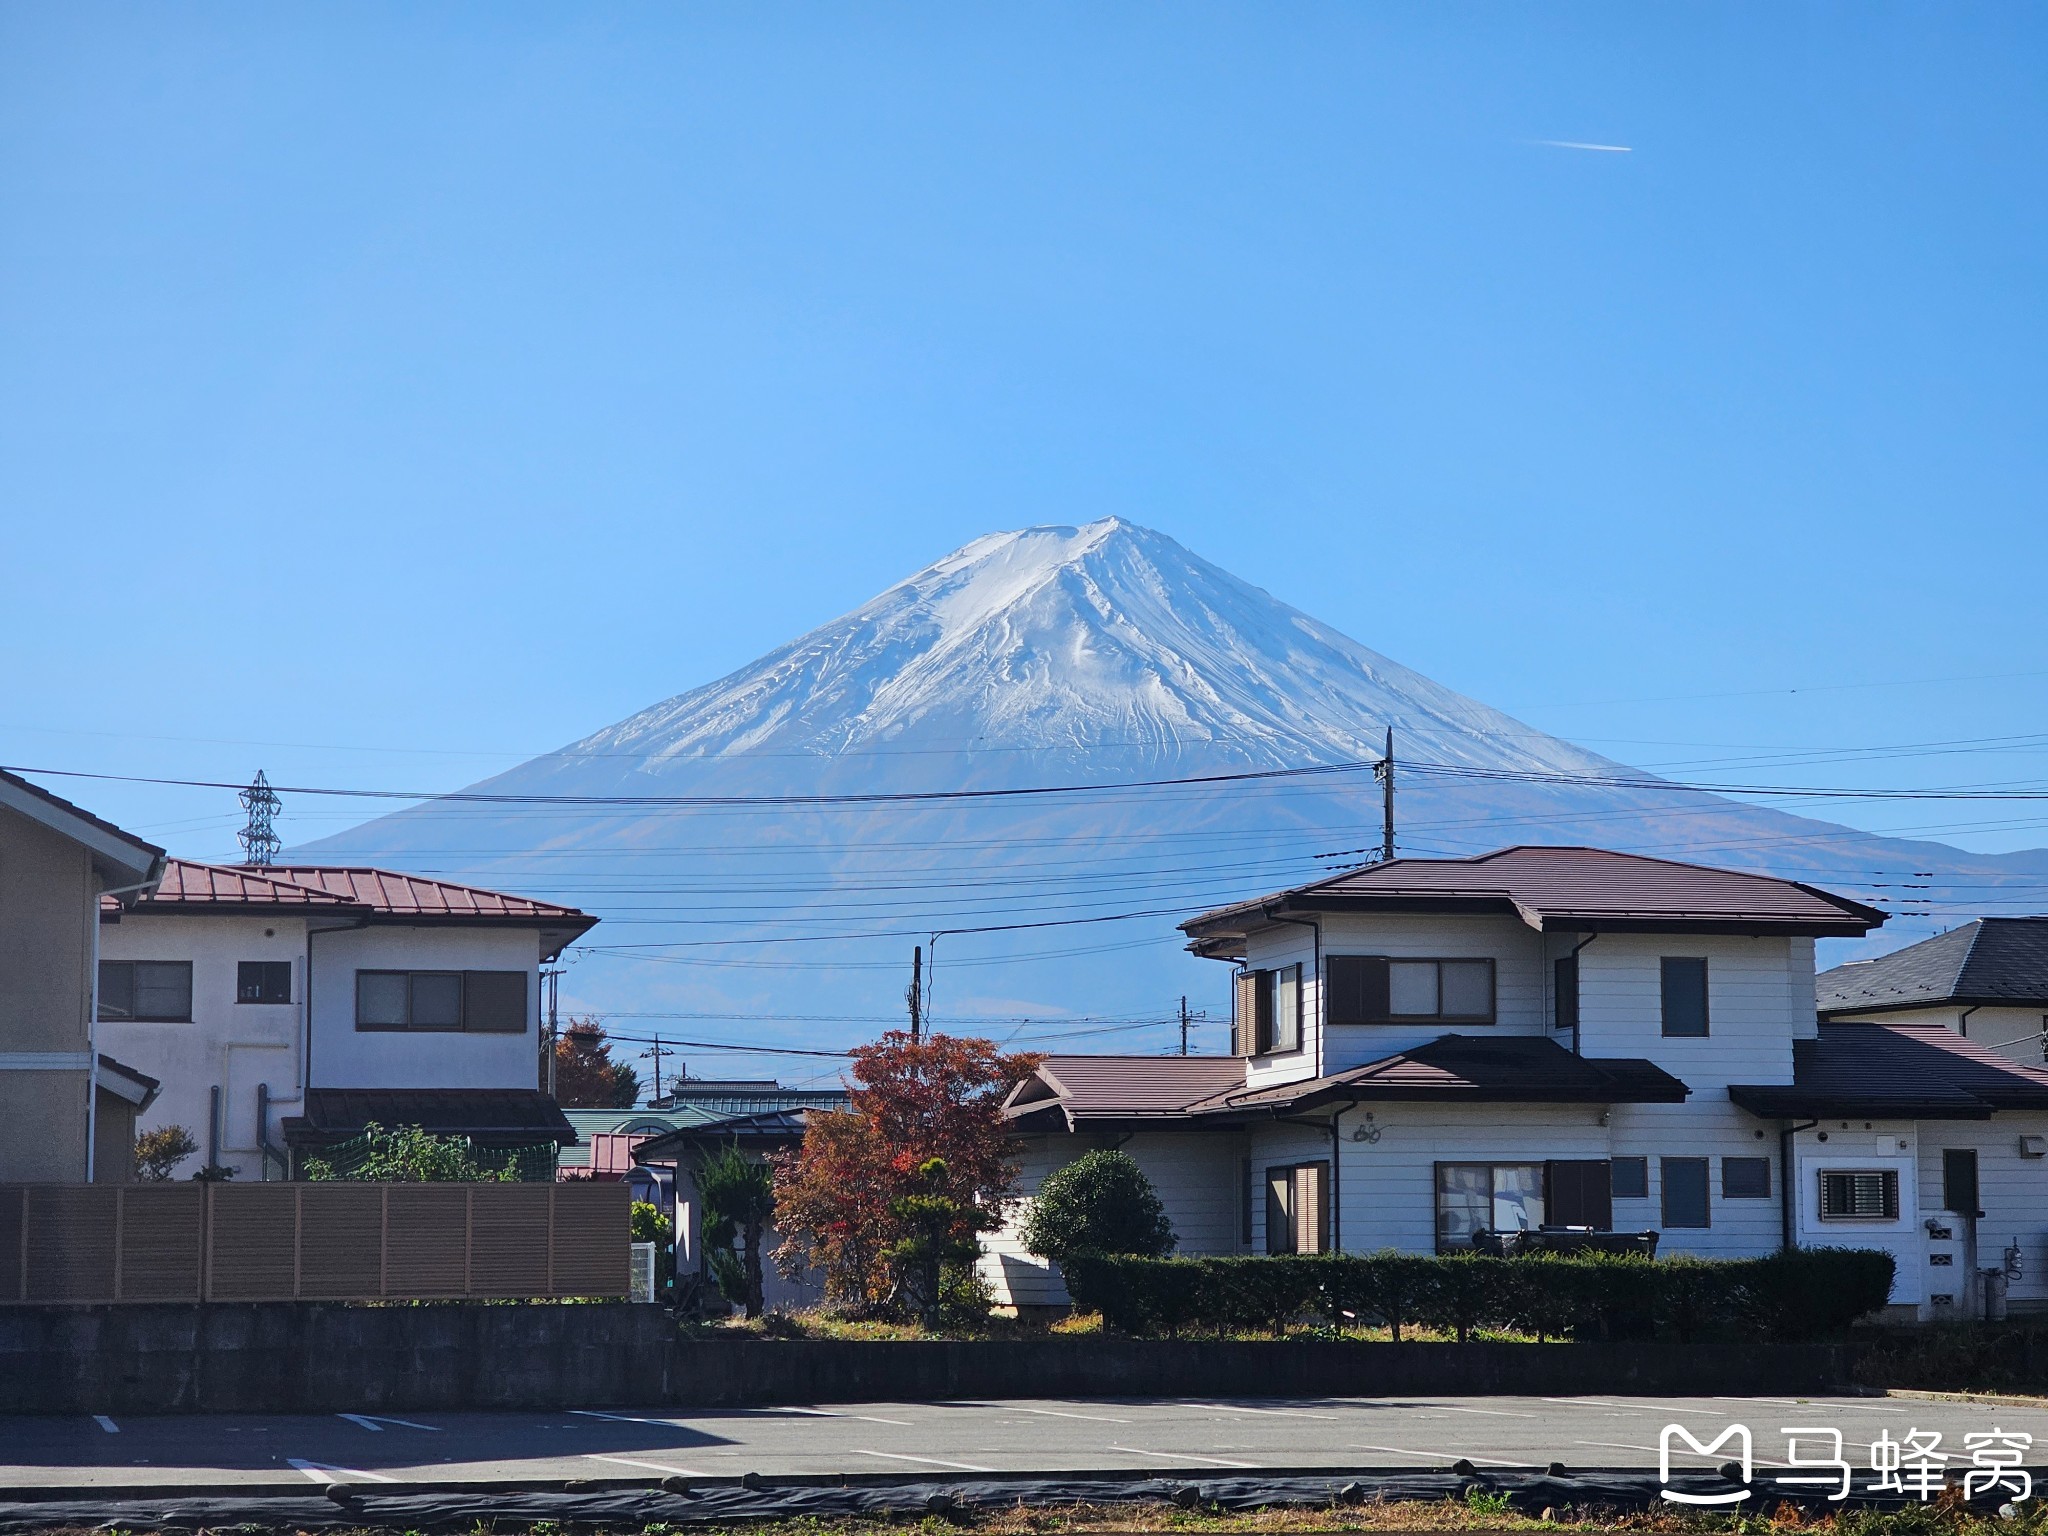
238 770 283 866
1372 727 1395 862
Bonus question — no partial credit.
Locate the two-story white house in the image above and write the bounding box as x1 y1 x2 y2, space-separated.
96 860 598 1181
989 846 2048 1321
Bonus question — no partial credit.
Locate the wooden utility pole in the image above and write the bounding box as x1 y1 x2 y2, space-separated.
907 946 923 1041
1180 995 1191 1056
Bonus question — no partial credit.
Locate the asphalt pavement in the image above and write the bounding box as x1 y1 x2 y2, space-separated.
6 1393 2048 1495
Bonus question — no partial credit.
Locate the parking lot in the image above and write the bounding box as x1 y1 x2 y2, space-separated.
5 1392 2045 1493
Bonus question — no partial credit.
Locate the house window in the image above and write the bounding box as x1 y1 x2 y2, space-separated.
1554 955 1579 1033
1661 1156 1711 1228
1819 1169 1900 1221
1234 965 1302 1056
1723 1156 1772 1199
1611 1156 1649 1200
1943 1149 1980 1217
1266 1162 1329 1254
355 970 528 1033
1324 956 1495 1026
1435 1162 1543 1250
1661 958 1710 1037
1546 1159 1613 1230
236 961 292 1005
97 960 193 1022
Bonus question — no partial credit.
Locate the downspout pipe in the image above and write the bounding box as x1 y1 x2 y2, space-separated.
1263 907 1323 1071
1563 932 1598 1057
1780 1118 1818 1252
87 861 166 1184
1959 1005 1982 1039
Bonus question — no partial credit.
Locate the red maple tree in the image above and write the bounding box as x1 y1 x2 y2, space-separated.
773 1031 1039 1312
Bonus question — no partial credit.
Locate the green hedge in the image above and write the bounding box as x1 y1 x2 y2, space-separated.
1061 1247 1894 1343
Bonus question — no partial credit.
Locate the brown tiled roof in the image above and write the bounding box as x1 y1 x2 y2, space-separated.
1185 846 1884 949
1197 1034 1690 1114
262 865 588 923
105 859 596 948
1004 1054 1247 1129
1730 1022 2048 1121
116 859 360 910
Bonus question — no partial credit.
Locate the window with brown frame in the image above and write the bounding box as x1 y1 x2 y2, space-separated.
1435 1161 1544 1250
1265 1161 1329 1254
1234 964 1302 1056
1326 956 1495 1026
355 970 528 1033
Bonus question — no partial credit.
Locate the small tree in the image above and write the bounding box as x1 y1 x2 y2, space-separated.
553 1018 643 1108
134 1125 198 1183
302 1122 514 1182
631 1199 675 1301
699 1142 776 1319
1021 1148 1175 1264
774 1032 1039 1318
886 1157 994 1327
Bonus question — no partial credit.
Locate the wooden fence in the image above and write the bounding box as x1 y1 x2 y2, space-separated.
0 1181 631 1303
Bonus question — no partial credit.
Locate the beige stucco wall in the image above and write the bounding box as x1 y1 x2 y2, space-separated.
0 805 99 1181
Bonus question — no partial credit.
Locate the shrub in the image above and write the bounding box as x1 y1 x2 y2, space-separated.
134 1125 197 1183
1067 1246 1893 1341
1021 1150 1175 1263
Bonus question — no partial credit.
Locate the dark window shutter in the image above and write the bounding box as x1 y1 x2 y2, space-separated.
1326 955 1390 1025
463 971 528 1033
1660 958 1710 1037
1722 1157 1772 1199
1554 955 1579 1032
1661 1157 1711 1228
1611 1156 1649 1200
98 961 135 1021
1546 1160 1613 1230
1943 1149 1980 1216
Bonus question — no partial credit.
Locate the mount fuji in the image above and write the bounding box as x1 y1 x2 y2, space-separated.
301 519 2048 1078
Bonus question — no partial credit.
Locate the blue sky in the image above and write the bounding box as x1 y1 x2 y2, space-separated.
4 3 2046 861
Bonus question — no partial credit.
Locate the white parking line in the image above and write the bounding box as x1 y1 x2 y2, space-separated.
92 1416 118 1434
1110 1446 1258 1468
848 1449 997 1472
337 1413 441 1432
570 1409 696 1429
1012 1407 1132 1423
1574 1439 1790 1468
287 1458 397 1484
1428 1404 1540 1418
1179 1401 1340 1419
851 1415 917 1425
586 1453 711 1477
1350 1444 1526 1467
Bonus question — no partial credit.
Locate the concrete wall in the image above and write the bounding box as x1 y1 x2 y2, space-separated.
0 807 97 1182
0 1302 1858 1414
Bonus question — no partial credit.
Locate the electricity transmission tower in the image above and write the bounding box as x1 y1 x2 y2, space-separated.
238 770 283 866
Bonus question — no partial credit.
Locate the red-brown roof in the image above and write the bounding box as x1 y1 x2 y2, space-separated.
1004 1054 1247 1129
1198 1034 1690 1114
1185 846 1884 951
105 858 597 952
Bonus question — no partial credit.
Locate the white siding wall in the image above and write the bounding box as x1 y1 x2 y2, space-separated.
309 925 542 1090
1915 1115 2048 1315
1576 932 1803 1089
1789 1122 1922 1306
982 1131 1248 1308
99 914 311 1181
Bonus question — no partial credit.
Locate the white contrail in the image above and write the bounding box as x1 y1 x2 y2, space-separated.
1532 139 1633 153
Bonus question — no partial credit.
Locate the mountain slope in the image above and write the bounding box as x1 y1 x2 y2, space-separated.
300 519 2048 1076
